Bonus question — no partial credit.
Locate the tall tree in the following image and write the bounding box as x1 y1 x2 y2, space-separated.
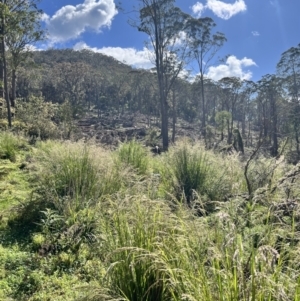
136 0 190 150
277 44 300 157
0 0 43 127
6 1 44 107
218 77 242 144
187 17 226 137
277 44 300 102
257 75 282 157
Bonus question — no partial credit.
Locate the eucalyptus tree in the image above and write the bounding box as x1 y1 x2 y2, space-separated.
277 44 300 156
218 77 243 144
186 17 226 136
136 0 191 150
257 75 282 157
54 62 89 117
6 3 44 106
234 80 256 145
0 0 43 127
277 44 300 102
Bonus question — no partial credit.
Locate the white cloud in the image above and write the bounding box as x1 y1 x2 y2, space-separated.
252 31 260 37
40 13 50 22
73 42 154 69
192 2 205 17
206 0 246 20
45 0 118 43
192 0 246 20
206 55 256 81
25 45 43 52
174 31 188 46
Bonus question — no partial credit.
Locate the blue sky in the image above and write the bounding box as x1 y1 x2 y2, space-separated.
37 0 300 82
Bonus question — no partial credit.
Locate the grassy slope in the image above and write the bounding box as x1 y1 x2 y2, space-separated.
0 133 300 300
0 136 88 300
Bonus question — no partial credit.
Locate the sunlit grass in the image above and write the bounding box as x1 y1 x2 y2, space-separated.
1 134 300 300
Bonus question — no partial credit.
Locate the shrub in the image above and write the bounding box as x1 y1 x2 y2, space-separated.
16 96 60 140
94 197 180 301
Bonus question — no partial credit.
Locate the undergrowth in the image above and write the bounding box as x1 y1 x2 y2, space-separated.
1 133 300 300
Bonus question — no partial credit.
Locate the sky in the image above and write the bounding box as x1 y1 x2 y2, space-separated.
37 0 300 82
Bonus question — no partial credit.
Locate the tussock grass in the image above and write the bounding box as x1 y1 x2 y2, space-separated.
81 193 300 301
36 140 126 210
2 135 300 300
158 141 240 211
117 139 149 175
0 131 28 162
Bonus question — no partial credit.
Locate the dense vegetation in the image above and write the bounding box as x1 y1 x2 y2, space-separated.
0 0 300 300
1 44 299 159
1 132 300 300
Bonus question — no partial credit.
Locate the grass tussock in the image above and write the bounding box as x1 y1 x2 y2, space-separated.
36 140 127 209
117 139 150 175
158 141 239 211
0 131 28 162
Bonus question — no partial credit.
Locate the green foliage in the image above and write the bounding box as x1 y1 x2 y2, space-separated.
93 197 179 301
45 148 98 201
0 119 8 130
0 131 27 162
57 100 77 139
215 110 231 132
16 96 59 140
117 139 149 175
246 157 278 193
6 197 47 240
145 129 159 146
169 143 209 204
159 141 233 210
2 134 300 301
36 141 124 210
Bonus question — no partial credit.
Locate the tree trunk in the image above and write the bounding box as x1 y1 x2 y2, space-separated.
0 20 3 118
172 88 176 143
0 16 11 127
227 119 231 144
200 73 206 137
295 129 300 157
270 92 278 157
160 96 168 150
241 111 246 137
11 68 16 107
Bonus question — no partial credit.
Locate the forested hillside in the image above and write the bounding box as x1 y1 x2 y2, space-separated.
4 45 299 163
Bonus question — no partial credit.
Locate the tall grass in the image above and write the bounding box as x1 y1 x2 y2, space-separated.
81 193 300 301
36 141 125 211
3 136 300 301
158 141 235 210
0 131 27 162
117 140 149 175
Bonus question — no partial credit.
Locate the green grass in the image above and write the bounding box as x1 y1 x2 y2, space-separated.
1 134 300 300
157 141 238 212
117 139 150 175
35 140 128 212
0 135 32 224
